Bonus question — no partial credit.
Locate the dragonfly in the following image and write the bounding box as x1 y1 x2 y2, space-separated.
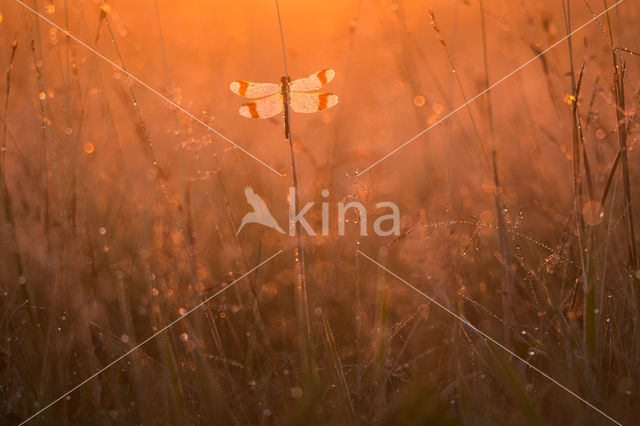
230 68 339 138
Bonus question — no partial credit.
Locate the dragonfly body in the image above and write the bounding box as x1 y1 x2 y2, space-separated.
230 69 339 138
281 75 291 139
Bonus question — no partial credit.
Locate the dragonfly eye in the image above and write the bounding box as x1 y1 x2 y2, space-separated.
281 75 292 85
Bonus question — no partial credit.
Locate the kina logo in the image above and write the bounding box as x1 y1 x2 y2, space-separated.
236 187 401 238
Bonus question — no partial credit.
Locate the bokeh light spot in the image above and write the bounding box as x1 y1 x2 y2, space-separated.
83 142 95 154
290 387 303 399
391 79 404 91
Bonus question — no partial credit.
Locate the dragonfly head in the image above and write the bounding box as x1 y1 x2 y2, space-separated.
280 75 291 87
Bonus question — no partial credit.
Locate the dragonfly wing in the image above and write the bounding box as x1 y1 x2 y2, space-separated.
289 69 335 92
230 80 280 98
239 93 284 119
290 92 339 114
